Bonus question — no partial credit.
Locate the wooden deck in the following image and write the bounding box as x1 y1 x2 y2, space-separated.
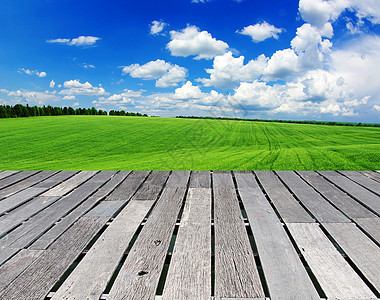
0 170 379 299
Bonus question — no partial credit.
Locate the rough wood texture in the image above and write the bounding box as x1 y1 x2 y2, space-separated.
319 171 380 215
0 247 19 266
276 171 348 223
107 187 187 300
52 200 155 300
106 171 149 201
297 171 376 219
162 188 212 300
0 216 108 300
287 223 376 299
165 171 190 188
214 187 264 298
235 172 320 300
359 171 380 183
255 171 314 223
0 249 43 290
132 171 170 200
213 171 234 188
0 171 19 181
340 171 380 195
0 187 47 215
90 171 130 200
0 171 38 190
33 171 77 189
323 222 380 291
353 218 380 243
189 171 210 188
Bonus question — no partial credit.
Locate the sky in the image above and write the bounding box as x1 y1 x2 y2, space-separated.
1 0 380 122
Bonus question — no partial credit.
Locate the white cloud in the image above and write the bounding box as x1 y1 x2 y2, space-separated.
373 105 380 111
238 22 284 42
63 95 75 100
47 36 101 47
19 68 47 78
94 89 143 107
50 80 55 88
173 81 203 99
150 20 167 35
122 59 187 87
3 90 60 105
191 0 211 3
167 25 229 60
72 102 80 107
59 80 108 96
82 64 95 69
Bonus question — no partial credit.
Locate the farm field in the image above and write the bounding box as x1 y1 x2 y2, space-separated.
0 115 379 170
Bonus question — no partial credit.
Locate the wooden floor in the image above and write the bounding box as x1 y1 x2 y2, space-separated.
0 170 379 300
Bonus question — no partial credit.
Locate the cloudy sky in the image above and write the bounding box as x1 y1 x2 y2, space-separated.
1 0 380 122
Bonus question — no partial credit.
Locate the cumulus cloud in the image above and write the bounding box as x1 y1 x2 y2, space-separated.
18 68 47 78
47 36 101 47
122 59 187 87
50 80 55 88
63 95 75 100
59 80 108 96
167 25 229 60
150 20 167 35
95 89 143 106
238 22 284 42
2 90 60 105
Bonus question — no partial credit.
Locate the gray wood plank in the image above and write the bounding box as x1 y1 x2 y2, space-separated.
106 171 149 201
0 216 109 300
0 247 19 266
189 171 211 188
132 171 170 200
85 201 124 217
287 223 376 299
319 171 380 215
235 172 320 300
89 171 130 200
213 171 234 188
340 171 380 195
107 187 187 300
298 171 376 219
0 249 43 290
52 200 155 300
276 171 349 223
323 222 380 291
0 171 19 181
162 188 212 300
0 187 47 215
165 171 190 188
33 171 78 189
0 196 60 236
353 218 380 244
214 187 264 298
359 171 380 183
0 171 38 190
42 171 97 196
255 171 314 223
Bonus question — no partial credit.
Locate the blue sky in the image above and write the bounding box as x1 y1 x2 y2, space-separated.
1 0 380 122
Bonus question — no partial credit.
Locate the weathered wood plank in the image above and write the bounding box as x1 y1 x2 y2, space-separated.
132 171 170 200
0 171 38 190
0 249 43 290
106 171 149 201
42 171 97 196
359 171 380 183
107 187 187 300
0 187 47 215
319 171 380 215
340 171 380 195
234 172 320 300
189 171 211 188
214 187 264 298
0 171 19 181
162 188 212 300
90 171 130 200
255 171 314 223
276 171 348 223
287 223 376 299
52 200 155 300
213 171 234 188
353 218 380 244
85 201 124 217
297 171 376 219
0 247 19 266
33 171 78 189
0 216 109 300
165 171 190 188
323 222 380 291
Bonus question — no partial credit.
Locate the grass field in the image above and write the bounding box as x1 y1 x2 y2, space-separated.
0 115 379 170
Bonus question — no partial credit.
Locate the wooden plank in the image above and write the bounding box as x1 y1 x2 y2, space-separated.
0 187 47 215
189 171 211 188
0 171 38 190
214 187 264 298
255 171 314 223
85 201 124 217
52 200 155 300
0 171 19 181
0 249 43 290
276 171 349 223
359 171 380 183
165 171 190 188
106 171 149 201
132 171 170 200
0 171 57 198
89 171 130 200
234 172 320 300
0 196 60 236
213 171 234 188
0 216 109 300
319 171 380 215
33 171 78 189
353 218 380 244
0 247 19 266
298 171 376 219
42 171 97 196
287 223 376 299
323 222 380 291
107 187 187 300
162 188 212 300
340 171 380 195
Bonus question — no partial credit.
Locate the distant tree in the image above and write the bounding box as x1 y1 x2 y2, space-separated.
0 106 7 118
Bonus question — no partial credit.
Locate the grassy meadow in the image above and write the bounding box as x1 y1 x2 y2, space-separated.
0 115 379 170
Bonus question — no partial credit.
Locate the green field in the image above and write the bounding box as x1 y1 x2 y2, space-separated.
0 115 379 170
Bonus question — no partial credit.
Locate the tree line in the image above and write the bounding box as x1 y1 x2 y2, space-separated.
0 104 148 118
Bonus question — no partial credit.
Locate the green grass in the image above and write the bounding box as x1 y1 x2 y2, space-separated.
0 115 379 170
